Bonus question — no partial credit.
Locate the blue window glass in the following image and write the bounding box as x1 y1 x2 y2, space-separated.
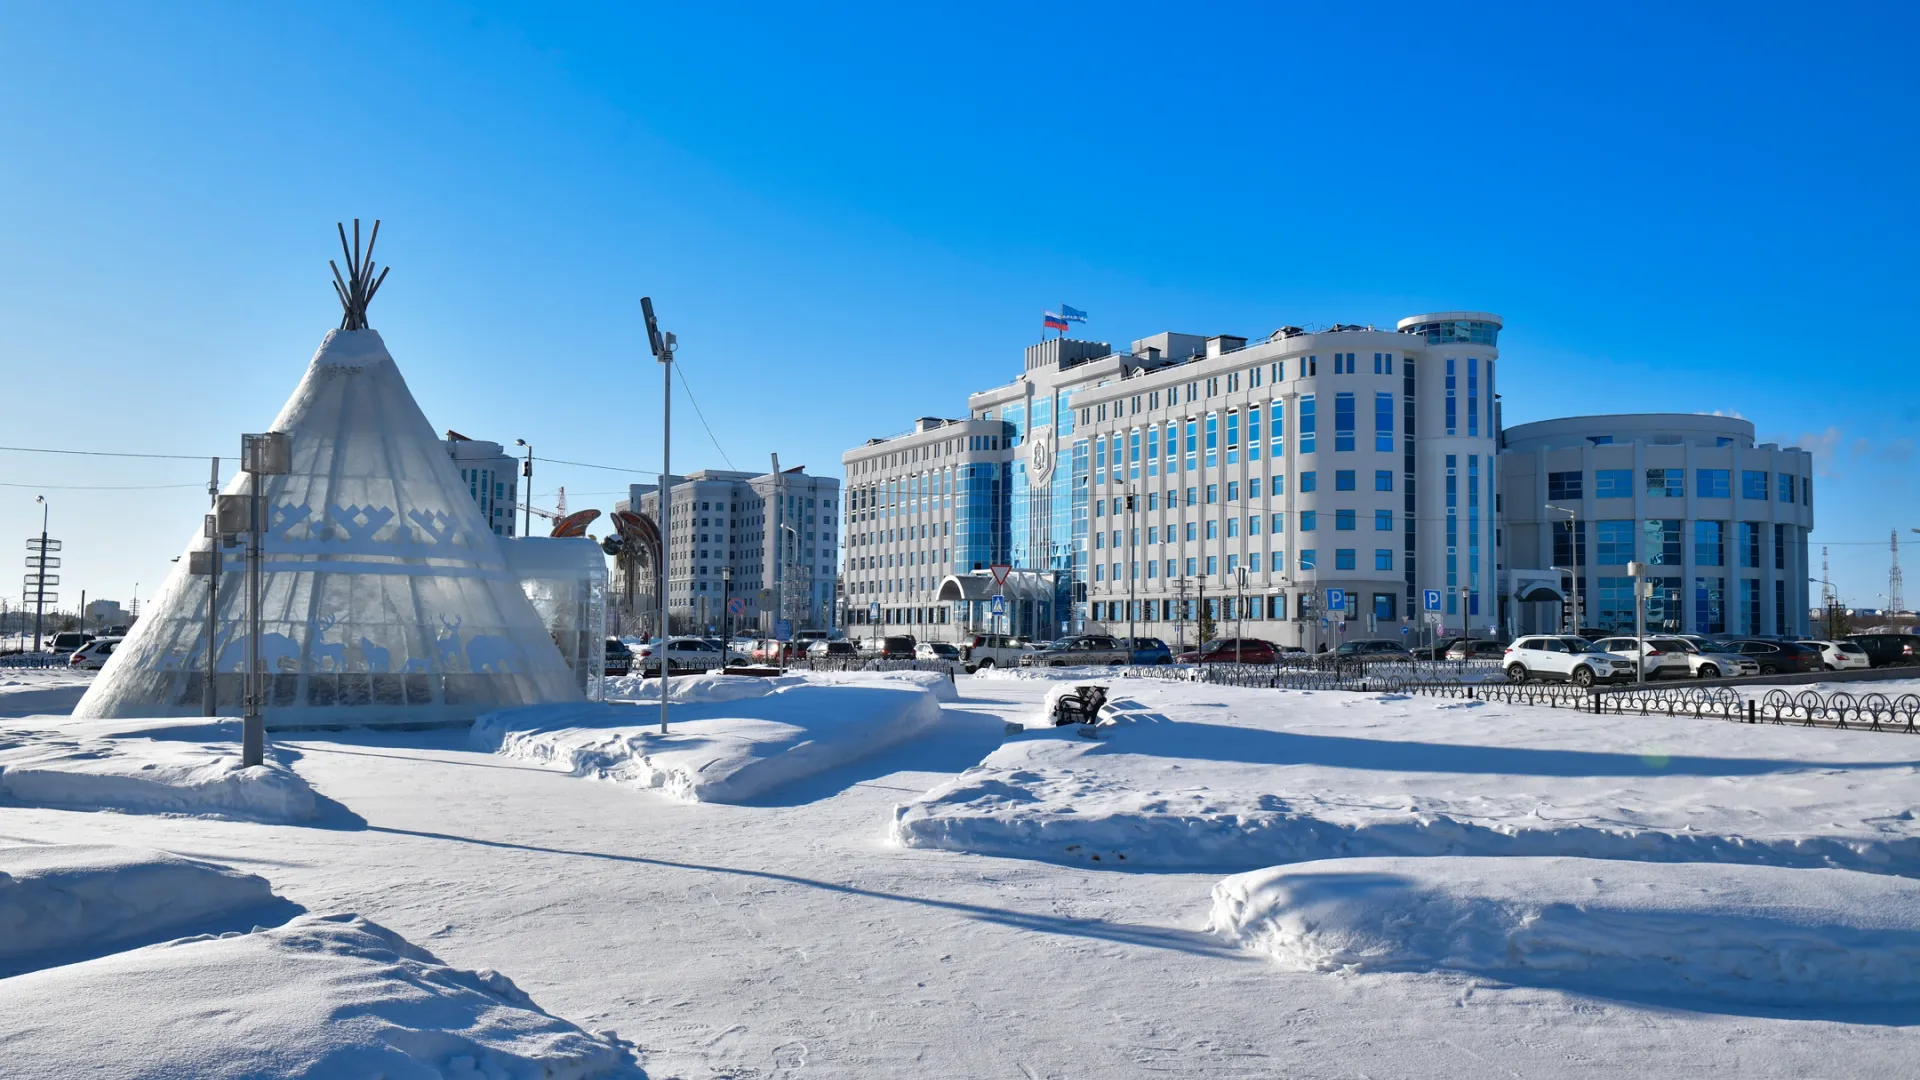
1778 473 1793 502
1374 470 1393 491
1299 395 1316 454
1595 469 1633 498
1334 393 1355 451
1375 391 1394 452
1695 520 1725 566
1596 519 1634 565
1741 470 1767 499
1467 358 1479 437
1374 549 1393 571
1300 549 1317 571
1335 470 1355 491
1335 548 1356 570
1300 510 1317 531
1335 509 1355 530
1374 509 1393 530
1300 471 1317 492
1269 401 1285 457
1697 469 1729 498
1247 406 1261 462
1646 468 1684 498
1444 359 1457 435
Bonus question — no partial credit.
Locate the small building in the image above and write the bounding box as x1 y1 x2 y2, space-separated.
443 431 519 537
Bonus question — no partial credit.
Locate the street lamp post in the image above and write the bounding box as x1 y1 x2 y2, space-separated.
1545 504 1581 633
720 565 732 654
1628 560 1650 685
235 431 290 767
1125 488 1136 665
514 439 533 539
29 496 49 653
1235 565 1248 664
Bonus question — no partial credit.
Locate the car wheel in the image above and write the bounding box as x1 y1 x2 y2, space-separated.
1759 663 1779 676
1505 663 1528 684
1156 656 1172 665
976 658 994 669
1698 664 1720 679
1571 665 1595 688
1823 663 1835 672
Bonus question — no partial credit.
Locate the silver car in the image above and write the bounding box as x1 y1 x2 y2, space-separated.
1665 636 1761 679
1018 634 1130 667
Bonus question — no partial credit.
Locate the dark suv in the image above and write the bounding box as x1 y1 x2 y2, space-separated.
1719 638 1823 675
1847 633 1918 668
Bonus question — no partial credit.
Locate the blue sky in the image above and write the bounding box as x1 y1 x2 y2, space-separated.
1 1 1915 616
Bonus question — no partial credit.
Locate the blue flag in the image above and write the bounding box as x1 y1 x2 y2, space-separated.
1061 304 1088 323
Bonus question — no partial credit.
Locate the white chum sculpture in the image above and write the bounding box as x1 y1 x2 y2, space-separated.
75 233 583 726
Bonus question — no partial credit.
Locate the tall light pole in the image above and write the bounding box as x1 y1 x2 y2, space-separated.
1546 503 1580 634
641 297 676 734
514 440 533 538
1235 564 1248 664
720 564 732 654
1628 560 1649 685
1125 487 1136 664
231 431 290 767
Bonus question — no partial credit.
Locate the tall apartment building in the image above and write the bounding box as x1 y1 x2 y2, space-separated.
443 432 519 537
842 313 1505 647
622 466 839 634
1499 414 1814 638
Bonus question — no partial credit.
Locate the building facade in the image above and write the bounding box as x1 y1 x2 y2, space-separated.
1498 414 1814 638
623 466 839 634
443 433 519 537
843 313 1506 648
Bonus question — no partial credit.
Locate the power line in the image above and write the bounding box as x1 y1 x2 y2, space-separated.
0 481 206 491
674 363 736 470
0 444 214 461
534 455 659 475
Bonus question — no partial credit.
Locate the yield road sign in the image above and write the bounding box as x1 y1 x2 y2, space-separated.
1423 589 1441 611
990 563 1011 586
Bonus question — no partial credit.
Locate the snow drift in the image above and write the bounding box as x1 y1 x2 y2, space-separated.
1210 856 1920 1004
0 844 297 976
0 717 319 822
0 912 642 1078
606 667 959 704
475 677 947 803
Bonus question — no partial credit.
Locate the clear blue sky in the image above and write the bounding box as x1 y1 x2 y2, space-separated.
2 1 1915 616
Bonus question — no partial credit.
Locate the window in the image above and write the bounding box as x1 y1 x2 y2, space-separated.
1207 483 1218 504
1778 473 1793 502
1373 592 1395 620
1334 393 1356 451
1207 521 1218 540
1300 471 1317 492
1596 520 1634 565
1375 470 1393 491
1185 522 1197 541
1742 470 1768 499
1206 555 1218 575
1596 576 1635 631
1547 471 1582 501
1646 468 1684 498
1335 549 1356 570
1643 519 1682 565
1248 515 1260 535
1374 549 1393 571
1374 352 1393 375
1299 395 1316 453
1595 469 1633 499
1774 523 1787 569
1249 477 1261 498
1695 521 1725 566
1186 486 1197 506
1375 509 1393 531
1300 510 1317 531
1373 391 1394 452
1271 512 1285 532
1553 519 1586 567
1741 578 1761 635
1335 509 1355 531
1335 470 1356 491
1697 469 1730 498
1694 576 1726 634
1227 481 1239 501
1802 476 1810 506
1300 549 1317 570
1738 521 1760 568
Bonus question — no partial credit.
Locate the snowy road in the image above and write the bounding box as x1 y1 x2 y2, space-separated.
4 677 1918 1078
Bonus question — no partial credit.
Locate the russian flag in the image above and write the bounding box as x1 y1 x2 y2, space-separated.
1044 311 1070 331
1061 304 1088 323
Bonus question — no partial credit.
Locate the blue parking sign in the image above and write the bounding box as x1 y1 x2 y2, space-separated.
1423 588 1441 611
1326 588 1346 612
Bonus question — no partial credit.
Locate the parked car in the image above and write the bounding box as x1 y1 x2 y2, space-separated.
1658 636 1761 679
1443 639 1507 661
634 636 746 673
749 638 805 664
1797 639 1872 672
1587 636 1694 680
807 639 859 659
1173 638 1280 665
1336 639 1415 661
1846 633 1919 668
1125 637 1174 665
914 641 963 663
67 636 123 670
1019 634 1131 667
1410 637 1467 661
791 629 831 650
1718 638 1824 675
49 631 94 656
959 633 1037 669
861 635 917 660
1502 636 1638 686
603 637 632 676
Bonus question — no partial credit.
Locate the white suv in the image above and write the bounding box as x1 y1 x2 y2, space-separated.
1503 636 1638 686
1797 639 1871 672
1588 636 1693 680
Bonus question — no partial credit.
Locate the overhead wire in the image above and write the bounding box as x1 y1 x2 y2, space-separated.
673 363 736 471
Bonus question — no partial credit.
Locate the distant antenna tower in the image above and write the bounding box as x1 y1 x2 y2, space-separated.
1892 529 1906 613
1820 548 1838 607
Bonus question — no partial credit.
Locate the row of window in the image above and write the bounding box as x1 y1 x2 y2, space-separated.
1576 519 1796 569
1547 468 1808 504
1089 591 1402 622
1090 507 1402 548
1588 575 1782 636
1082 353 1411 425
1090 546 1397 580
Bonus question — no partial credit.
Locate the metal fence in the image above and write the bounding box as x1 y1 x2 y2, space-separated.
788 657 965 676
0 652 64 669
1118 662 1920 733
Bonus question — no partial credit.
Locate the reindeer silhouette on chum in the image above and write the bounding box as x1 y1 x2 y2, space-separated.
435 615 519 674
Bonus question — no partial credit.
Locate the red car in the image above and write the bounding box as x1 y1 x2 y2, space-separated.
1174 638 1279 664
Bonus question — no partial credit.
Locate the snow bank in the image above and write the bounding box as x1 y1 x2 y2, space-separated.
0 912 641 1078
892 682 1920 872
475 680 947 803
0 669 94 718
0 844 295 976
0 717 318 822
606 667 959 704
1210 856 1920 1004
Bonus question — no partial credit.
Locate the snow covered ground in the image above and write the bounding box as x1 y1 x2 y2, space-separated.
0 843 299 976
0 715 319 822
0 667 94 718
893 680 1920 873
0 912 642 1078
4 672 1920 1076
1211 856 1920 1006
474 673 949 803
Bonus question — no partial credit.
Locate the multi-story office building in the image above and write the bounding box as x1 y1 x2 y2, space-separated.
623 466 839 634
443 432 519 537
844 313 1506 647
1499 414 1814 638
